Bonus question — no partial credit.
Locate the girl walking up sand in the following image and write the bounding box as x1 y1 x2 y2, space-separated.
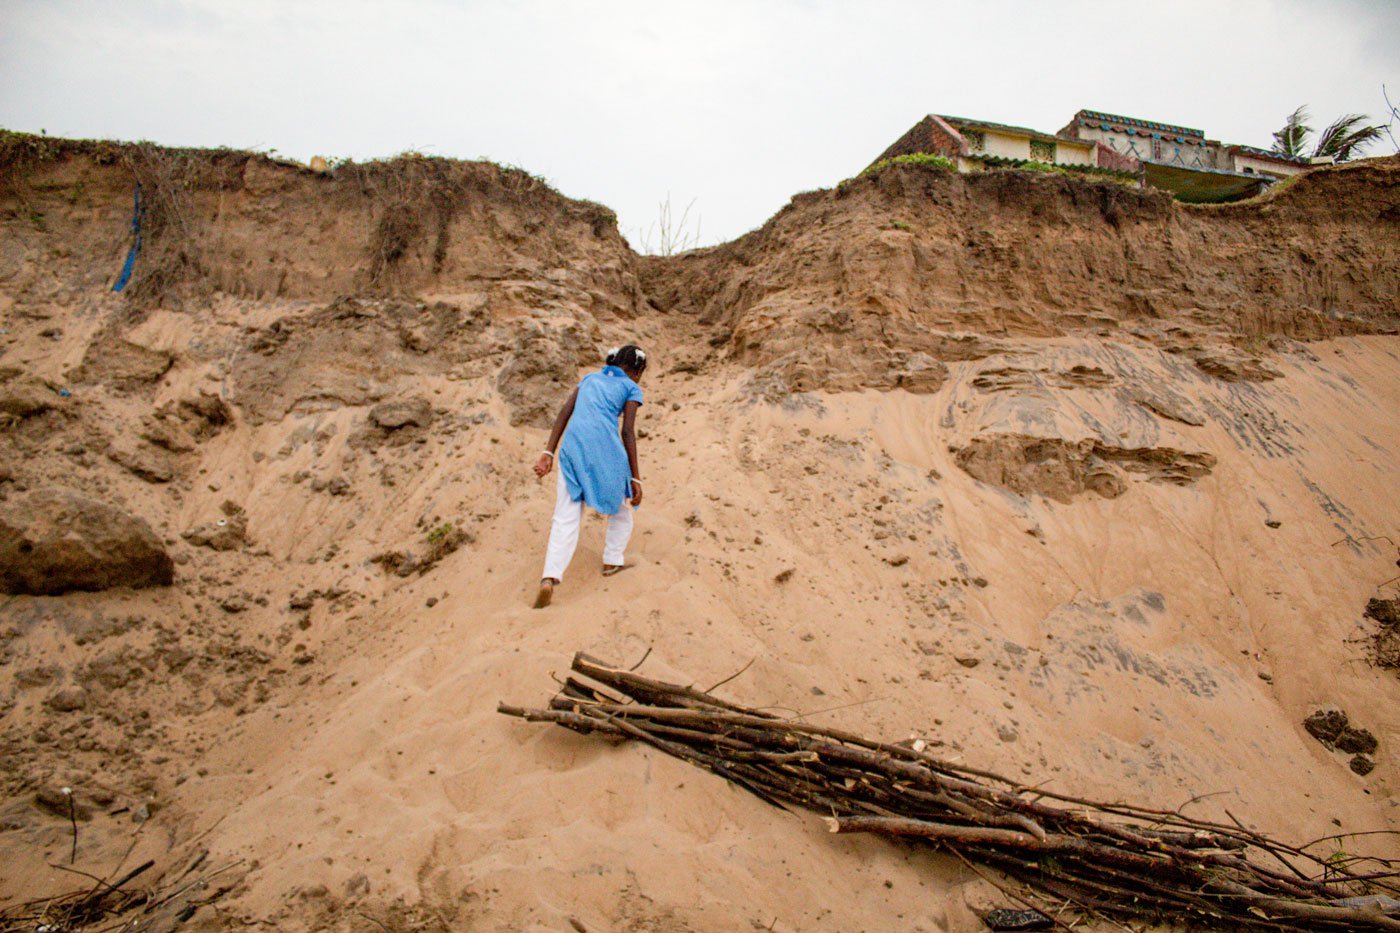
531 345 647 608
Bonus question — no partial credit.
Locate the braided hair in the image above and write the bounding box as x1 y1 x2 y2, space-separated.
606 344 648 376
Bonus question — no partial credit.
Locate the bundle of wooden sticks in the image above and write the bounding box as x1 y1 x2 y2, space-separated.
500 653 1400 931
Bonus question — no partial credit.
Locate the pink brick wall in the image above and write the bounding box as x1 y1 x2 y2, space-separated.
871 116 965 166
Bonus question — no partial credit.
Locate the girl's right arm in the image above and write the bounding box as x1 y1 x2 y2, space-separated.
534 387 579 477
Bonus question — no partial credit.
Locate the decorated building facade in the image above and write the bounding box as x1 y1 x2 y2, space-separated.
1058 109 1312 200
873 108 1316 202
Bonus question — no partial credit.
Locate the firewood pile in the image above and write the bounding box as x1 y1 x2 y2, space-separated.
500 653 1400 931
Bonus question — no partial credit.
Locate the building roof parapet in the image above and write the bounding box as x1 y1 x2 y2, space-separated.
1073 109 1204 142
1141 158 1268 179
1225 143 1311 165
937 115 1093 149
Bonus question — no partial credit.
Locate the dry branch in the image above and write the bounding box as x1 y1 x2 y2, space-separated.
499 652 1400 931
0 852 242 933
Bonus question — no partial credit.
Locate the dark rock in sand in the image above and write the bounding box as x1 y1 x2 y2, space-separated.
369 397 433 430
44 686 88 712
981 907 1053 931
1350 754 1376 776
1365 598 1400 629
1190 348 1282 383
0 489 174 595
0 375 63 418
177 391 233 434
183 501 247 551
15 665 63 688
70 337 173 389
140 417 198 453
310 476 351 496
35 784 94 820
80 648 145 690
106 442 175 484
1303 708 1348 745
1130 385 1206 427
1336 726 1378 755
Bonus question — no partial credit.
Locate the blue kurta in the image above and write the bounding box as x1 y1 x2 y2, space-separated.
559 366 643 515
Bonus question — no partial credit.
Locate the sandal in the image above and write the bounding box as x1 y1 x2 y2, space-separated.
602 564 628 577
533 578 557 609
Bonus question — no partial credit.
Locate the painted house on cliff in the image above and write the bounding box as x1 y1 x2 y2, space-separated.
1058 109 1312 201
873 109 1315 202
872 114 1131 176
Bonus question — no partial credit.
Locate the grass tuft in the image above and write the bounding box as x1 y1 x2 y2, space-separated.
860 152 957 178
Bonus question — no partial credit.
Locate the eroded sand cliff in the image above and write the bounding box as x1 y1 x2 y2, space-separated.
2 139 1399 930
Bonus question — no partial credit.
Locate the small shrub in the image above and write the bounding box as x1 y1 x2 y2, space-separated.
423 522 470 565
976 154 1139 186
370 549 415 577
117 144 227 304
370 523 472 578
860 152 956 178
0 129 61 186
577 199 618 237
885 219 912 231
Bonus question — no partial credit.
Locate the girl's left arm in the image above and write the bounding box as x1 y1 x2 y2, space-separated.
621 400 642 505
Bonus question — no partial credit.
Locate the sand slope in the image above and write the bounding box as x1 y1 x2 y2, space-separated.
1 142 1399 931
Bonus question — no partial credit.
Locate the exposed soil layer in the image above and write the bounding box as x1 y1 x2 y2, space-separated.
641 158 1400 393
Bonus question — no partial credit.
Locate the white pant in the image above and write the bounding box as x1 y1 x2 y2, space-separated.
542 469 634 581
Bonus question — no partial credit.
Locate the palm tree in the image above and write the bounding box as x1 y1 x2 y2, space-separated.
1271 105 1383 162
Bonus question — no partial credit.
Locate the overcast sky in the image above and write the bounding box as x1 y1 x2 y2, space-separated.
2 0 1396 248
